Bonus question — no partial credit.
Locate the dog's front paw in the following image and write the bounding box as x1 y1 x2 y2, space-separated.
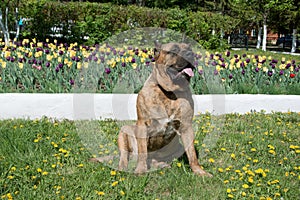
192 166 213 177
135 163 148 175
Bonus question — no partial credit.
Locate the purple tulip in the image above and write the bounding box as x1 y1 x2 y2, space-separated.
214 70 218 75
69 79 75 85
94 57 98 62
46 62 50 68
268 71 273 77
281 60 285 64
246 58 250 63
272 59 278 64
195 54 202 59
229 74 233 79
121 62 126 67
279 70 284 75
235 58 239 63
271 64 276 69
58 63 63 68
240 62 245 68
291 60 295 64
242 54 247 58
145 61 150 66
255 67 259 72
194 61 199 66
119 51 125 56
242 69 245 75
220 57 225 62
295 67 299 72
45 49 50 54
131 58 136 63
55 67 60 72
211 61 217 66
234 54 238 58
105 67 111 74
198 70 203 75
226 51 230 57
221 63 226 68
286 63 291 69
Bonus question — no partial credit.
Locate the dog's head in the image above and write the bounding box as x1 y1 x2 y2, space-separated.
152 42 195 92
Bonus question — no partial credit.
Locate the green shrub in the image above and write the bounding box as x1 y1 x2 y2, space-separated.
14 1 237 50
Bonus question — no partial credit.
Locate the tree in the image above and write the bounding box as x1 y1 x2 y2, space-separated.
0 0 21 46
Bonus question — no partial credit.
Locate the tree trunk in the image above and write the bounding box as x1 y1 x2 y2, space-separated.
0 8 10 46
256 27 262 49
291 28 297 53
14 8 20 41
262 16 267 51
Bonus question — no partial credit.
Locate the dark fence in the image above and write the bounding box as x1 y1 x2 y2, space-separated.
230 34 248 50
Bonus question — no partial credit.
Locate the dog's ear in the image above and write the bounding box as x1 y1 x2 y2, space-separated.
154 41 162 60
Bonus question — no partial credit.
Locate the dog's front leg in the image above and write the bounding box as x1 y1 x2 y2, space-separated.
135 124 148 174
181 125 212 177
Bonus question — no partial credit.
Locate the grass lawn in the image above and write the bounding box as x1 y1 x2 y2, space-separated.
0 112 299 199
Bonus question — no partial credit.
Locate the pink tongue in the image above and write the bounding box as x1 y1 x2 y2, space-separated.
182 68 194 77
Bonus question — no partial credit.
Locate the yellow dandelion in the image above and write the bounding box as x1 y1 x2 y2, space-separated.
95 191 105 196
77 164 84 168
177 162 182 168
268 150 276 155
248 177 254 183
208 158 215 163
110 170 117 176
42 171 49 176
218 168 224 173
230 153 236 159
120 190 125 196
242 184 249 189
111 181 118 187
37 168 42 173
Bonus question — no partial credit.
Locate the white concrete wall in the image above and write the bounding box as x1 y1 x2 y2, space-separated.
0 94 299 120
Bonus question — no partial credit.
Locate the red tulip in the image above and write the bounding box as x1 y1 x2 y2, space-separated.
290 73 296 78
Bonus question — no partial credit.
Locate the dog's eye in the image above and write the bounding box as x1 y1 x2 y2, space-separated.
167 51 176 56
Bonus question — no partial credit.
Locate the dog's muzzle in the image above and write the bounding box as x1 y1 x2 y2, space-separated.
167 65 194 84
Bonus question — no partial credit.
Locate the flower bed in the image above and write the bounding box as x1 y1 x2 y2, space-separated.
0 39 299 94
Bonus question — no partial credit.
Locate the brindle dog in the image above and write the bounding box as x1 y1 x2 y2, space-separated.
117 42 212 176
